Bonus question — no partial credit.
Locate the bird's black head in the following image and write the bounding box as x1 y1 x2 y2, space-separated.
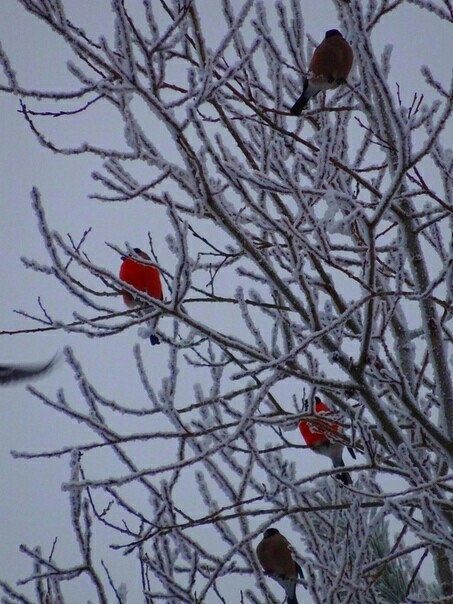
325 29 342 38
263 528 280 539
121 247 144 261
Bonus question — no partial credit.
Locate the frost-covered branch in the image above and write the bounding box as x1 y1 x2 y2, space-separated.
1 0 451 602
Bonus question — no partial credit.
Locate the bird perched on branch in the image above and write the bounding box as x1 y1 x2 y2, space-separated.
256 528 304 604
290 29 353 114
298 397 353 485
119 248 163 345
0 355 58 385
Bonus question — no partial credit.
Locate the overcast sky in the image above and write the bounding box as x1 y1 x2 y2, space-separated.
1 1 451 602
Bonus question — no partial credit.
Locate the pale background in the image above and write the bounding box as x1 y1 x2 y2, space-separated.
1 1 451 601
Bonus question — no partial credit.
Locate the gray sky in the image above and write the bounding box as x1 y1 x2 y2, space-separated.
1 1 451 601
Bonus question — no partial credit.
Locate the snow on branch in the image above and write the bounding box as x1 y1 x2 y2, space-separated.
2 0 452 602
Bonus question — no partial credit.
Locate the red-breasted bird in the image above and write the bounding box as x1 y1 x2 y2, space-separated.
256 528 304 604
290 29 353 115
299 397 353 485
0 355 58 385
119 248 163 345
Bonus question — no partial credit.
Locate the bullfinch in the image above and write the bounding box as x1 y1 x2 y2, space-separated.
0 355 58 385
298 397 352 485
291 29 353 114
256 528 304 604
119 248 163 345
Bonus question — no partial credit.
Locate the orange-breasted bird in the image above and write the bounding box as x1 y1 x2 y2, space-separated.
256 528 304 604
119 248 163 345
298 397 353 485
290 29 353 115
0 355 58 385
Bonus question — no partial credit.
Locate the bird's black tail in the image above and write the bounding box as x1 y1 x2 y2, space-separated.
278 575 300 604
337 470 352 486
291 98 307 115
290 79 320 115
296 563 304 580
285 565 305 604
333 456 352 485
287 592 299 604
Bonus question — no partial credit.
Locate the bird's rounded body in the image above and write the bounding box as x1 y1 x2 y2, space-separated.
119 248 163 345
119 249 163 306
291 29 353 114
299 399 352 485
298 400 339 447
256 528 303 604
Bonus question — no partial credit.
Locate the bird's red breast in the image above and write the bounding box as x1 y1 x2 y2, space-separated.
119 252 163 306
309 33 353 80
298 401 339 448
